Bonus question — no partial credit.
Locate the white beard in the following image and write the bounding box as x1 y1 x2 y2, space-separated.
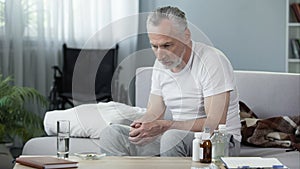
161 47 186 70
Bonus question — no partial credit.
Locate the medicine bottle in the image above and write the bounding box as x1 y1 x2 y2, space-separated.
218 124 229 156
192 132 202 161
200 128 212 163
211 129 226 162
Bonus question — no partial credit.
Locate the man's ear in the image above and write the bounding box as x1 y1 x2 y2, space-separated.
184 28 191 44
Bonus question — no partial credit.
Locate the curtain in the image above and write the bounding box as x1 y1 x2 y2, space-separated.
0 0 139 113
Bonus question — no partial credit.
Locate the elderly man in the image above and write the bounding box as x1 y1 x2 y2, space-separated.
100 6 241 157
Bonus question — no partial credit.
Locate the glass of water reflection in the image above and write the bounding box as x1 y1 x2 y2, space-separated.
57 120 70 158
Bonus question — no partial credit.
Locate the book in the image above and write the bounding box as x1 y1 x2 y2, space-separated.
291 3 300 22
221 157 287 169
296 39 300 59
291 39 300 59
16 156 78 169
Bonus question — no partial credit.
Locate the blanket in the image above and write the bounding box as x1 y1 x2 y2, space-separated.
239 101 300 151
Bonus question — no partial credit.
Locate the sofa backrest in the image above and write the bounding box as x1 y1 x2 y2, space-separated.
135 67 300 119
234 71 299 118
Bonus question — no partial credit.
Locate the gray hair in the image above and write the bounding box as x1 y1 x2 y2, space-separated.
147 6 188 34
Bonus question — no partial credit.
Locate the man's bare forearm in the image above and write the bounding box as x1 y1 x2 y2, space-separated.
160 118 206 132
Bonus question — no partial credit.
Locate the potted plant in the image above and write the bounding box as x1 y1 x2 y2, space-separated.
0 74 48 144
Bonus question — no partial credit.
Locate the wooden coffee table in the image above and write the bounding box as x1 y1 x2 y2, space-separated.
13 156 218 169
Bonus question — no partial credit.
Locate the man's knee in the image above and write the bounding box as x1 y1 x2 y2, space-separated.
162 129 187 141
100 124 129 138
99 124 131 155
160 129 193 156
161 129 191 143
161 129 177 143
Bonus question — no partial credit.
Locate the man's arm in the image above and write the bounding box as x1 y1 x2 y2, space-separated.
129 94 167 144
131 94 166 125
169 91 230 133
129 91 230 143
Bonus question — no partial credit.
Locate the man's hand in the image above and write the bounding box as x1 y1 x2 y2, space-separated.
128 94 168 145
128 120 172 145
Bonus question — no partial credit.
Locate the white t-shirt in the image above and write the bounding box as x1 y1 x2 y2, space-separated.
150 42 241 141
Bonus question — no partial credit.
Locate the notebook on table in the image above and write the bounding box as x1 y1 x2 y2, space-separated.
221 157 287 169
16 156 78 169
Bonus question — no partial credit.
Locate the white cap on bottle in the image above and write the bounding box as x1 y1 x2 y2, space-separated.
202 132 210 140
194 132 202 138
218 124 227 133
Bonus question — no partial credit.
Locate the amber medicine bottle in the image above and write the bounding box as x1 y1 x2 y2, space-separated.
200 128 212 163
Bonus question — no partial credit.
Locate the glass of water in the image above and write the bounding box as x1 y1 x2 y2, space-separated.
57 120 70 158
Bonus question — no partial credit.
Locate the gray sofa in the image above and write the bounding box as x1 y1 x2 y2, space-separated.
22 67 300 168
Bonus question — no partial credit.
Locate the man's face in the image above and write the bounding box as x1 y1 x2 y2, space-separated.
148 19 187 70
